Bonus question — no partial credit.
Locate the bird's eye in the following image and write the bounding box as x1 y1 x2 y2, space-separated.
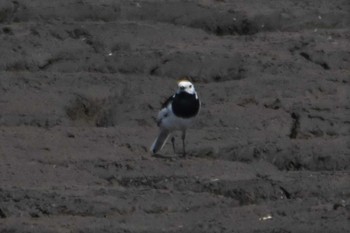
189 85 192 88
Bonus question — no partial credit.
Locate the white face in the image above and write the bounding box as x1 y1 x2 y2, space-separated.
177 80 195 94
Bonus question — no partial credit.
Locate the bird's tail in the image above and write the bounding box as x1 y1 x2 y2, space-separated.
150 129 170 154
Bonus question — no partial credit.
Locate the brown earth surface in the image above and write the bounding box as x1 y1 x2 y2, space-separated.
0 0 349 232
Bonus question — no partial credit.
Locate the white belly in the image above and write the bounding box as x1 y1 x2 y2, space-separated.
158 105 194 131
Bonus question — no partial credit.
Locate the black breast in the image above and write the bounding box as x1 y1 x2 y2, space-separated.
172 92 200 118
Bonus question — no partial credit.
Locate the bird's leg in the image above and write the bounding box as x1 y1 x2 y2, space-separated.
181 130 186 157
171 136 176 154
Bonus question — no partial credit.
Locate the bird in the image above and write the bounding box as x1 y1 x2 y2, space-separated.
150 80 200 156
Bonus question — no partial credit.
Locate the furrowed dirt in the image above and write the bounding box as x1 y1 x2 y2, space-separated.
0 1 349 232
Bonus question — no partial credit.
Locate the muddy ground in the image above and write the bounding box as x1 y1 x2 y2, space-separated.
0 0 349 232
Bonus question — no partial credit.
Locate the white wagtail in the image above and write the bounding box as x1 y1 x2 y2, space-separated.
150 80 200 156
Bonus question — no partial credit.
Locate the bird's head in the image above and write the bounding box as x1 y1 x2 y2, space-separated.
177 80 196 95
